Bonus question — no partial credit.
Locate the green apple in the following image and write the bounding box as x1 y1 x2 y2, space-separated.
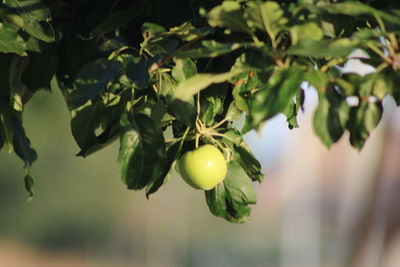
178 144 227 190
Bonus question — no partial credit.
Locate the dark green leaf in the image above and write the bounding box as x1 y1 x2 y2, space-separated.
22 47 57 92
347 102 383 150
167 98 196 127
146 142 180 198
205 161 256 223
24 174 34 199
69 59 121 109
126 56 154 89
174 41 242 58
232 145 264 183
313 89 349 148
74 99 122 157
12 115 37 167
0 109 13 152
118 113 167 190
90 7 142 37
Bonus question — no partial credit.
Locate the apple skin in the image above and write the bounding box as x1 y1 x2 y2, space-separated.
178 144 227 190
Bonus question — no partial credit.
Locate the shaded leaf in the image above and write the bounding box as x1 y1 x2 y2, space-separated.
313 89 349 148
12 115 37 167
347 101 382 150
146 142 180 198
167 98 196 127
205 161 256 223
126 56 154 89
90 7 142 37
174 41 242 58
118 113 167 190
24 174 34 199
71 101 120 157
69 59 121 109
0 109 13 152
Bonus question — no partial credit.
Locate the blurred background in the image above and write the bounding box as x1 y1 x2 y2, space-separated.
2 59 400 267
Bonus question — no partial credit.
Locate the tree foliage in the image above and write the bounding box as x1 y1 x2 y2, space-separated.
0 0 399 222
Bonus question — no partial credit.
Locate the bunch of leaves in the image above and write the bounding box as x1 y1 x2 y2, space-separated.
1 0 400 222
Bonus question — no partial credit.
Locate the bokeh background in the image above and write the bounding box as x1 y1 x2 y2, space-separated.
2 57 400 267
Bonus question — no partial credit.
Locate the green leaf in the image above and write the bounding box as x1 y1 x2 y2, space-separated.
173 68 245 102
305 69 328 92
225 102 242 122
90 7 142 37
283 89 304 129
0 23 26 56
347 102 382 150
0 9 24 28
24 174 34 200
12 116 37 167
244 1 288 46
232 71 263 112
372 74 391 100
22 46 57 92
69 59 121 109
167 98 196 127
9 56 29 112
233 145 264 183
0 109 13 152
146 142 180 198
313 89 349 148
207 1 252 35
126 56 154 89
6 0 55 42
118 113 167 190
323 2 400 26
171 58 197 83
249 66 304 128
174 41 242 58
205 161 257 223
290 22 323 45
141 22 166 38
219 129 264 182
72 101 104 154
287 39 358 58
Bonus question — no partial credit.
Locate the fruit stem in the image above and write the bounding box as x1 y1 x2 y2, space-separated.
195 133 200 148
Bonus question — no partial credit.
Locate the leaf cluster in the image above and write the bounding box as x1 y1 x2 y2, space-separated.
1 0 400 222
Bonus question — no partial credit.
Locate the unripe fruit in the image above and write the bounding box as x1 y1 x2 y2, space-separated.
178 144 227 190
